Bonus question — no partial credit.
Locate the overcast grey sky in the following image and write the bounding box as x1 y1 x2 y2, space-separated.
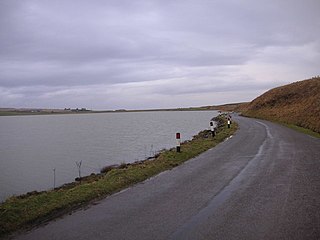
0 0 319 110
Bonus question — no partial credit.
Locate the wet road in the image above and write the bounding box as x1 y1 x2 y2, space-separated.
12 116 320 240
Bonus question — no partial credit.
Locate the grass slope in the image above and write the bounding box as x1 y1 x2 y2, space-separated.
242 77 320 134
0 116 237 238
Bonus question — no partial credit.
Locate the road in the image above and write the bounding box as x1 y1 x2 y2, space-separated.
11 116 320 240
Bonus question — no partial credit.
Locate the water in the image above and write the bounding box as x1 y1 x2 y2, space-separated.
0 111 218 202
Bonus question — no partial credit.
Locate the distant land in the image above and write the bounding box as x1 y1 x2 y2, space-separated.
0 103 248 116
0 107 93 116
241 76 320 134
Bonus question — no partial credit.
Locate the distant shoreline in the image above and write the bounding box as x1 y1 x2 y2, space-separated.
0 108 215 117
0 103 247 116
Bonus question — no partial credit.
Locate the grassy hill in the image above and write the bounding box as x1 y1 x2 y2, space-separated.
242 77 320 134
212 102 249 112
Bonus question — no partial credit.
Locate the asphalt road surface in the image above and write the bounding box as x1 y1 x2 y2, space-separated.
11 116 320 240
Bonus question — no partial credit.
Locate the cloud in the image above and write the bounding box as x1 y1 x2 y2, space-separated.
0 0 319 109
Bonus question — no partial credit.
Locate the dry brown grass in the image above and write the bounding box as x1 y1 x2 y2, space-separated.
242 77 320 133
213 102 249 112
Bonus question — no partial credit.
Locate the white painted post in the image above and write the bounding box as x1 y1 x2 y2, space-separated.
176 133 181 152
228 120 231 128
210 121 215 137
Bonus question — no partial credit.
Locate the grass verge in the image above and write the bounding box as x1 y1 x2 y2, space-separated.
241 113 320 138
0 116 238 238
282 123 320 138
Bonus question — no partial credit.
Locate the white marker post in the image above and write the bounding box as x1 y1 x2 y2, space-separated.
210 121 215 137
176 132 181 152
227 120 231 128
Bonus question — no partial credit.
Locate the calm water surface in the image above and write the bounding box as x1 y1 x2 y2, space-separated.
0 111 218 201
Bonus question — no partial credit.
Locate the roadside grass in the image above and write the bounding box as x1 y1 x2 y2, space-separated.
283 123 320 138
0 116 238 238
242 113 320 139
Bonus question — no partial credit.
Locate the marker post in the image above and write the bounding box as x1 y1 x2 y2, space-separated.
176 133 181 153
210 121 215 137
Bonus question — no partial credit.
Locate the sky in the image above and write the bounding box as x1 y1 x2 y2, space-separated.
0 0 319 110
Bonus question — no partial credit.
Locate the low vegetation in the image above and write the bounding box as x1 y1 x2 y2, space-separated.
0 103 248 116
0 116 237 238
211 102 249 112
242 77 320 135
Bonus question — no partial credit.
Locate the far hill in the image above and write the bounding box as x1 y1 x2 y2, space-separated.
242 77 320 133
